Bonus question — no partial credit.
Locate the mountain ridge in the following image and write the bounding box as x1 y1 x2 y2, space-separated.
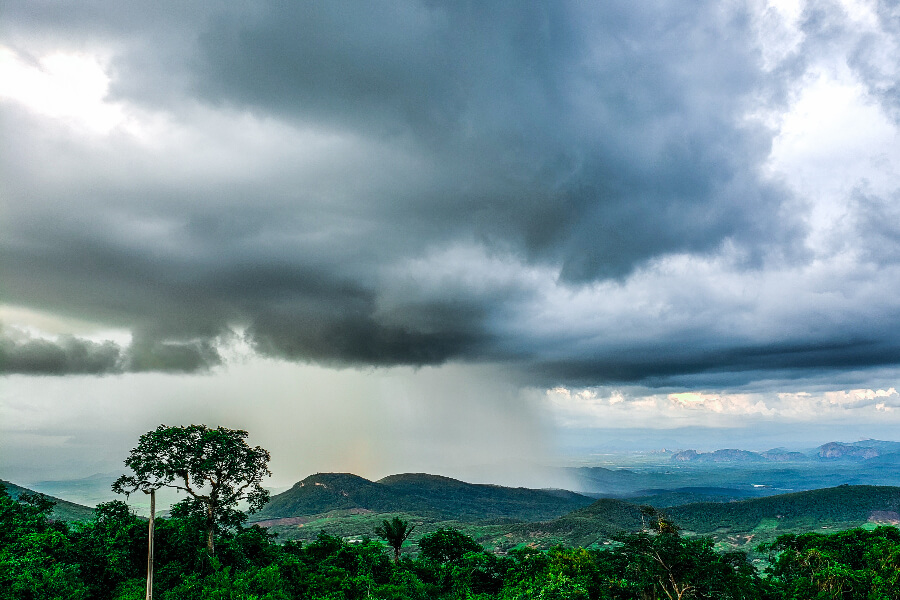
254 471 595 523
1 479 95 522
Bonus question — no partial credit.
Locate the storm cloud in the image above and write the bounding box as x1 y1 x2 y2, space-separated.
0 326 221 375
1 0 899 387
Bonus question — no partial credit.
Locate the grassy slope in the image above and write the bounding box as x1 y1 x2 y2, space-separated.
1 479 95 522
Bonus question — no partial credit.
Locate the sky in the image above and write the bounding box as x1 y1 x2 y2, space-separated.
2 0 900 490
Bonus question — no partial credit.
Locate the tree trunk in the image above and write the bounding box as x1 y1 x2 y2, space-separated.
146 489 155 600
206 503 216 555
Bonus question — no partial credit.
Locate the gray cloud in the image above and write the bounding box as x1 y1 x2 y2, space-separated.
1 1 899 385
0 327 122 375
0 327 221 375
184 1 797 279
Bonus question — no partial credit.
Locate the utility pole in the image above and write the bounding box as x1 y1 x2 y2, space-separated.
144 488 155 600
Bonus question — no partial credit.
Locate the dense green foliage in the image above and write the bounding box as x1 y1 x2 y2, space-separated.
3 484 900 599
113 424 271 555
375 517 416 563
1 479 95 522
761 526 900 599
668 485 900 533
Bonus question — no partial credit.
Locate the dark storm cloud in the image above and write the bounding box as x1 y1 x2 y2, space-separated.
0 328 122 375
2 0 898 385
0 327 221 375
184 0 796 279
532 336 900 388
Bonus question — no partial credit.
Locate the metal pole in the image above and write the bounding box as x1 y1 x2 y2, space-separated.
146 488 155 600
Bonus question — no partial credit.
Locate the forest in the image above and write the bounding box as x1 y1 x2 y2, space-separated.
3 485 900 600
4 425 900 599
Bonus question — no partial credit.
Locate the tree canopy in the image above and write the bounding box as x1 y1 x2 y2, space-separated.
5 482 900 599
112 424 271 555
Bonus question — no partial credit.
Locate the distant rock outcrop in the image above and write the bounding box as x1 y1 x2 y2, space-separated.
818 442 880 460
672 450 699 462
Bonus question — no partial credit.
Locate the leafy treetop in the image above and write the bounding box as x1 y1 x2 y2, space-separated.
112 424 271 554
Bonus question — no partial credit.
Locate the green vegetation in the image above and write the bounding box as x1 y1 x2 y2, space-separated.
251 481 900 556
113 424 272 555
0 479 95 522
375 517 416 563
5 483 900 599
254 472 594 523
5 428 900 598
761 527 900 599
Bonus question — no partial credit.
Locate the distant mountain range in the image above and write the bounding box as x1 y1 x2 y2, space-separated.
670 439 900 464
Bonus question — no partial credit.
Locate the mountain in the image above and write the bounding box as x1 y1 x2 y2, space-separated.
1 479 95 522
816 439 900 460
818 442 880 460
378 473 593 521
846 439 900 453
256 473 423 520
253 472 595 523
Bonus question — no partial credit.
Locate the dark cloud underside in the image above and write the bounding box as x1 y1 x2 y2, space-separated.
1 1 898 385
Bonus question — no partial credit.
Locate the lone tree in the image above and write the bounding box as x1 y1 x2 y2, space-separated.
374 516 416 563
112 424 271 555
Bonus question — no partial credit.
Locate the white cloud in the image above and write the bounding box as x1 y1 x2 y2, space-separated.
0 47 133 134
545 384 900 429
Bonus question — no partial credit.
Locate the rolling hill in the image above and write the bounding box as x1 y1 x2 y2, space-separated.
620 486 758 507
1 479 95 522
668 484 900 533
510 484 900 552
253 472 595 523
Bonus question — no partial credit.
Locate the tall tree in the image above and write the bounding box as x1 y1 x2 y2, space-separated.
374 516 416 563
112 424 271 555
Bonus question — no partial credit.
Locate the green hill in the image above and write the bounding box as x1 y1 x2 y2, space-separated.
513 498 646 547
378 473 594 521
668 484 900 533
253 472 594 523
255 473 428 520
621 487 757 507
1 479 95 522
253 478 900 554
507 484 900 552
